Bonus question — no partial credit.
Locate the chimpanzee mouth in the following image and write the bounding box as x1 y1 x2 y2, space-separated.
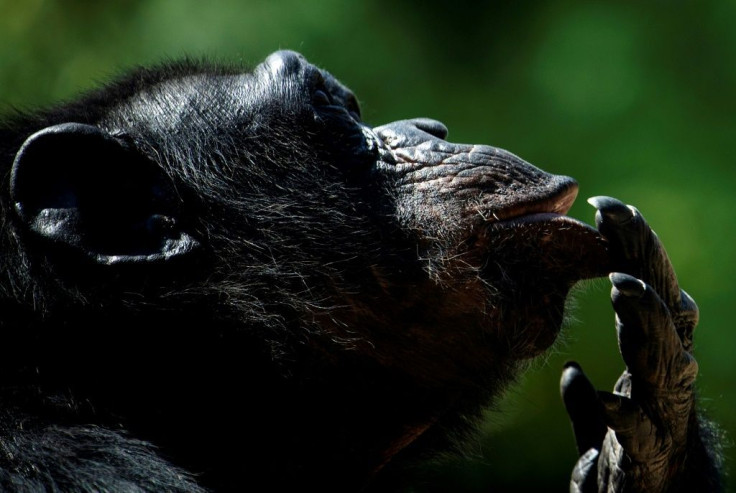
475 183 612 282
468 185 611 356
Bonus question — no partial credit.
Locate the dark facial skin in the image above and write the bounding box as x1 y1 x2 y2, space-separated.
0 50 720 492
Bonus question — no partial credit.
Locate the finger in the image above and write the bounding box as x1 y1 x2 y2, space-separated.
560 361 608 455
570 447 600 493
598 390 655 462
588 196 681 314
610 273 698 389
598 390 644 435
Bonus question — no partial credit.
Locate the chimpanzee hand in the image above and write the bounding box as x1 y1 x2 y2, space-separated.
560 197 721 492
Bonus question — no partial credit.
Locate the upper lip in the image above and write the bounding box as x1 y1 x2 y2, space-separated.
492 178 579 222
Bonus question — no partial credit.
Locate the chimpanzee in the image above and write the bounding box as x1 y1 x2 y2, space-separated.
0 50 721 492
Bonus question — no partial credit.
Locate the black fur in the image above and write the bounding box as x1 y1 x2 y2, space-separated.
0 50 718 492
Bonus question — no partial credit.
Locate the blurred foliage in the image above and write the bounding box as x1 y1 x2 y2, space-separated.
1 0 734 490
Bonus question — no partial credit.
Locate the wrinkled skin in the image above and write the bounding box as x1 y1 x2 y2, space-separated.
0 50 721 492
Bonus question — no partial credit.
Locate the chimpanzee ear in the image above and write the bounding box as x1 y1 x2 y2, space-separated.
11 122 201 265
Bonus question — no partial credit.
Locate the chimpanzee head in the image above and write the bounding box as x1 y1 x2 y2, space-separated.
0 50 608 489
5 49 608 388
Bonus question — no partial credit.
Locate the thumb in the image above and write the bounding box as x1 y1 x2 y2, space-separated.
560 361 607 455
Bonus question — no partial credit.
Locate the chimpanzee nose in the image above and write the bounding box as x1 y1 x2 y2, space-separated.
372 119 452 149
406 118 448 140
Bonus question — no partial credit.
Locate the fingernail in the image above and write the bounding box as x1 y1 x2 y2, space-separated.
560 361 583 391
587 196 634 224
610 272 646 297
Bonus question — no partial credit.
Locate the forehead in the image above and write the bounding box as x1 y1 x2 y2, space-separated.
101 59 310 142
103 73 253 137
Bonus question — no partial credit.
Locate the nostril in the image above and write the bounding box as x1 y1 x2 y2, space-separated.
410 118 448 140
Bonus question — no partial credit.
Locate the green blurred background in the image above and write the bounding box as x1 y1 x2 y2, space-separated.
1 0 733 491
